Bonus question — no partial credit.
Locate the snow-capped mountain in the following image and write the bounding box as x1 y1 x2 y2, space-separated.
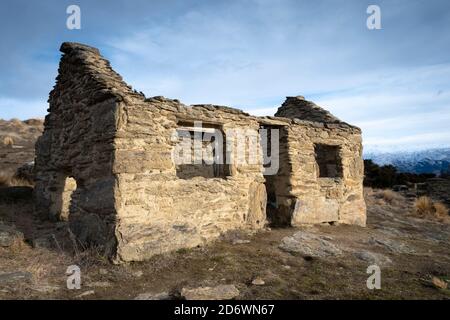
364 147 450 175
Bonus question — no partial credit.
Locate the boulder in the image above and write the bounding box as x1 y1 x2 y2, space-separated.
232 239 251 245
0 224 24 247
251 277 265 285
431 277 448 290
279 231 343 258
368 237 415 254
32 236 54 249
76 290 95 298
134 291 171 300
181 284 240 300
354 250 392 266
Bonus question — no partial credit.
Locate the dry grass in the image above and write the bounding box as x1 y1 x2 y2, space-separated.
7 236 28 253
0 171 11 186
24 255 55 281
2 135 14 147
73 246 111 268
0 170 33 187
414 196 450 222
414 196 434 216
0 200 80 293
0 245 73 292
374 189 403 204
433 202 449 221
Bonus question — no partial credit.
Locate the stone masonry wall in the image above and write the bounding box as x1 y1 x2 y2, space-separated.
35 42 366 263
272 97 366 226
34 43 143 255
112 96 267 262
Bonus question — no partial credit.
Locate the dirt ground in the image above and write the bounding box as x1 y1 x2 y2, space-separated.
0 188 449 300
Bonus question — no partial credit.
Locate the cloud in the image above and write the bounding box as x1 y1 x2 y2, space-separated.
0 0 449 151
310 63 450 151
364 132 450 152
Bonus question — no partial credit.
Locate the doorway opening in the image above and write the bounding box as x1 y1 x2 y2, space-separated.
260 124 291 227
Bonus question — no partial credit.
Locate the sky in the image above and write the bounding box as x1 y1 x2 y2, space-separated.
0 0 449 152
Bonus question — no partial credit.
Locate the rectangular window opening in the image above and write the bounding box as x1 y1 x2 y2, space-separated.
175 122 230 179
314 144 343 178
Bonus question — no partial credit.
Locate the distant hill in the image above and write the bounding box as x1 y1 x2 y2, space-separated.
364 148 450 175
0 118 44 172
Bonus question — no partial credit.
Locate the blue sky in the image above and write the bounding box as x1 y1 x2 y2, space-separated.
0 0 449 151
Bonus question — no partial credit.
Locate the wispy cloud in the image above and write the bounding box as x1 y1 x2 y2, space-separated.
0 0 449 151
364 132 450 152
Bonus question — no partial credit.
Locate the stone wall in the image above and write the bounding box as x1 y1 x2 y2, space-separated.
271 97 366 226
112 97 267 262
35 42 366 263
34 43 143 255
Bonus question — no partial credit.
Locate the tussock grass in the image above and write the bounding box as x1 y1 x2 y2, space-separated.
414 196 449 222
0 170 33 187
7 236 27 253
373 189 403 204
433 202 449 219
0 171 11 186
2 135 14 147
414 196 434 216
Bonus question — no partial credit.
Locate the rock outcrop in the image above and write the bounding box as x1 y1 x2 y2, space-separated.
181 285 240 300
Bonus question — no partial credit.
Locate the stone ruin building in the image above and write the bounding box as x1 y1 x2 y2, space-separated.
34 42 366 263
